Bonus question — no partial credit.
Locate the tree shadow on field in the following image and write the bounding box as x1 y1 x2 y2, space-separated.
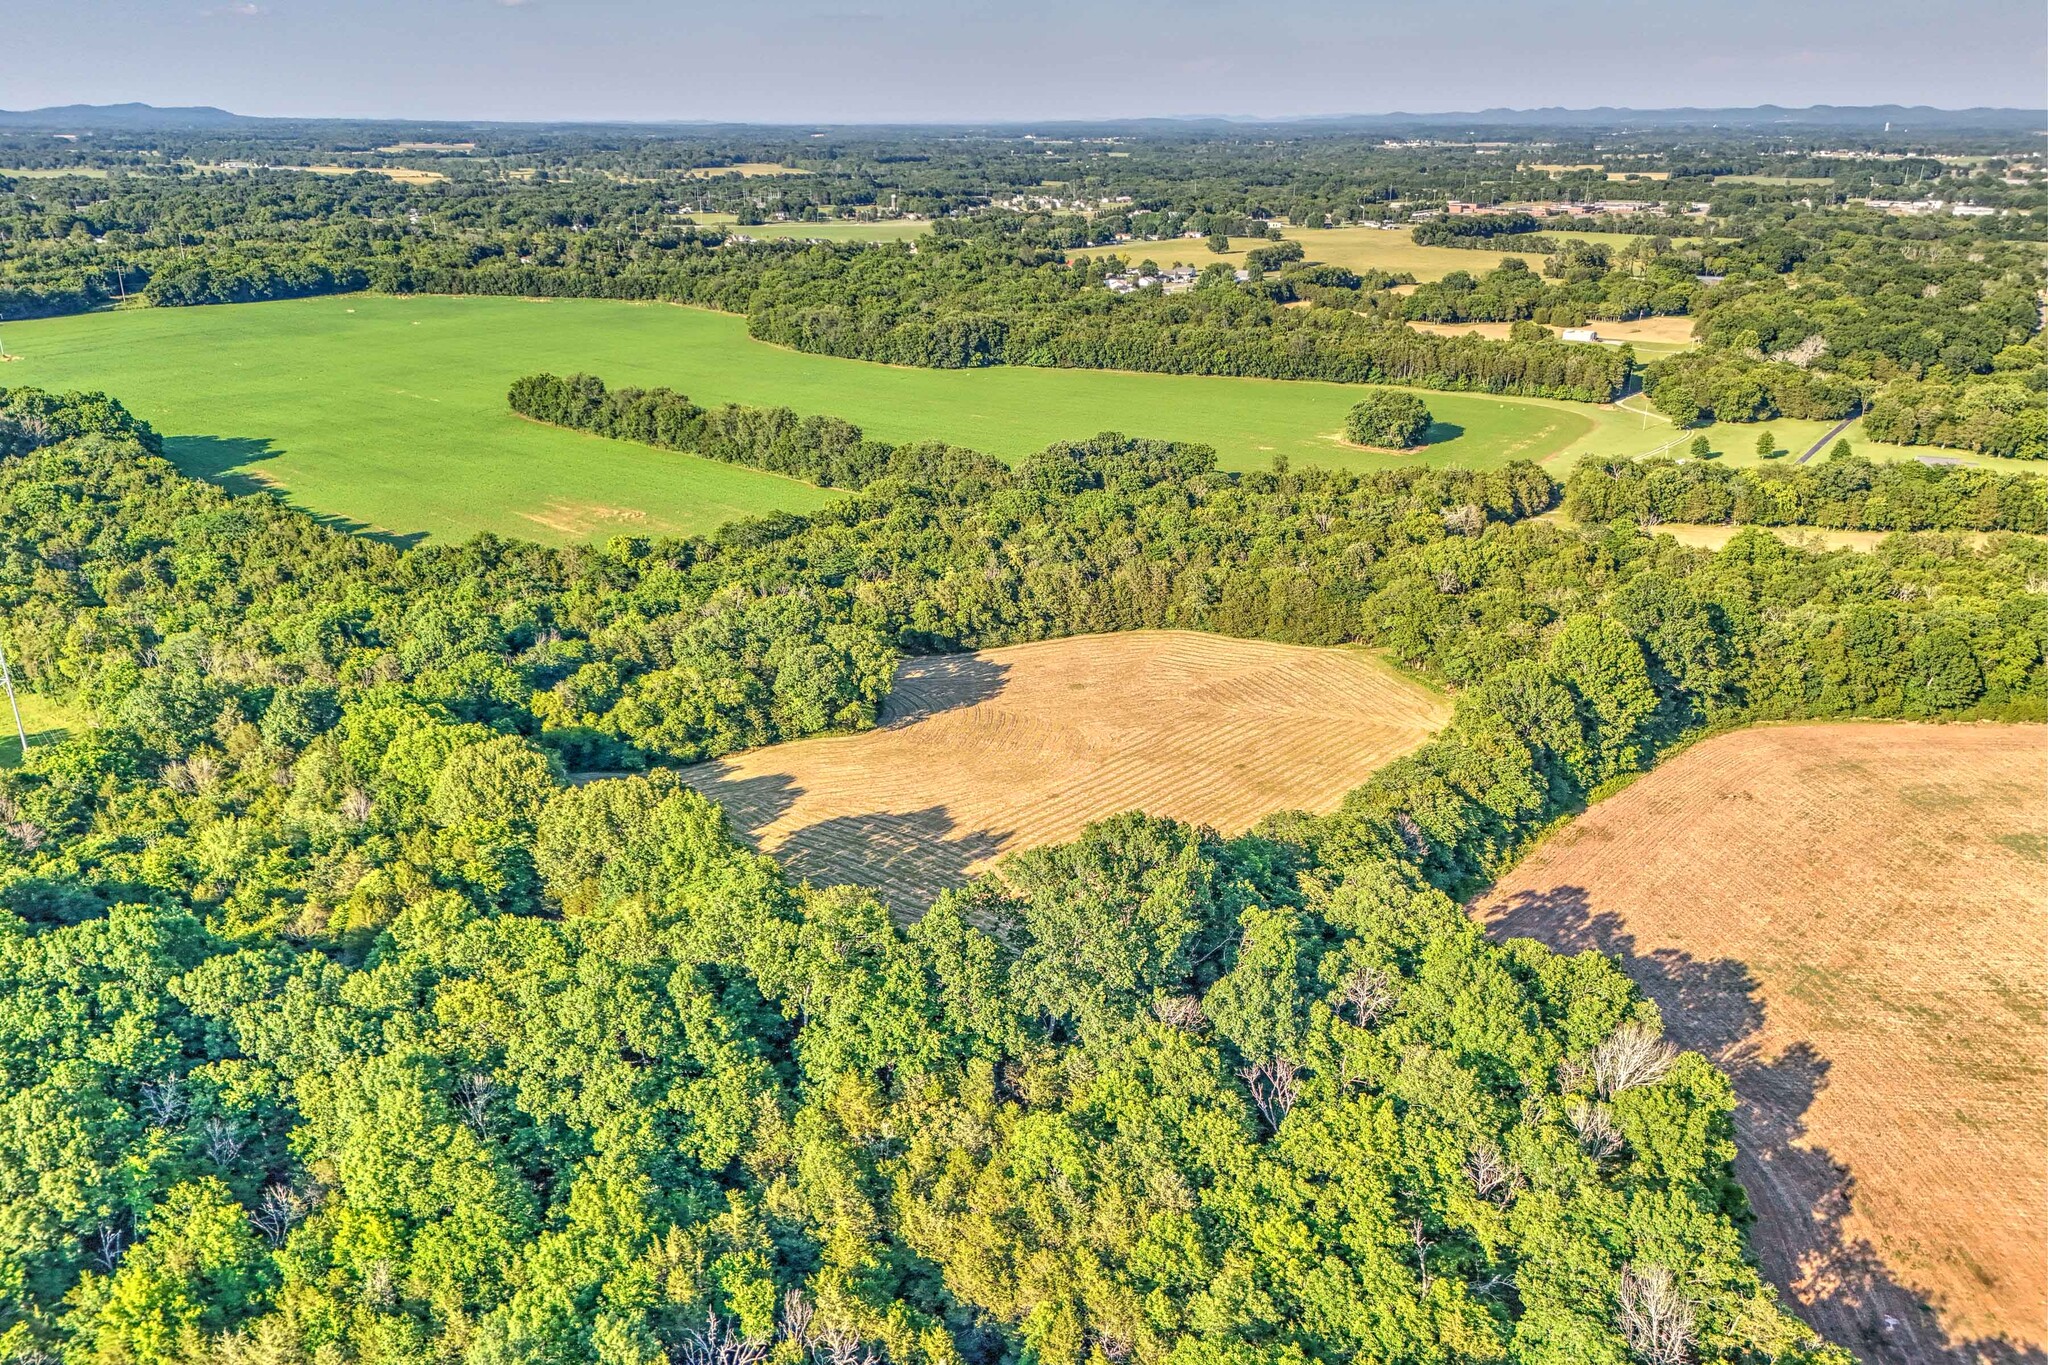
879 653 1011 728
164 434 426 548
1421 420 1465 447
1484 886 2046 1365
672 766 806 844
774 806 1012 924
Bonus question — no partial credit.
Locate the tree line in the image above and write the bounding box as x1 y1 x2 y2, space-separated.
1564 448 2048 533
507 372 1008 494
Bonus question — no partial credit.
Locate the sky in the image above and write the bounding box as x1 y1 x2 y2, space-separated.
5 0 2044 124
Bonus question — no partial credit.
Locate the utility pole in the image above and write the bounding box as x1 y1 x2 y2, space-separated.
0 632 26 759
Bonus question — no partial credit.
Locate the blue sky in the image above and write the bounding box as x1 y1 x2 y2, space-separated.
7 0 2044 122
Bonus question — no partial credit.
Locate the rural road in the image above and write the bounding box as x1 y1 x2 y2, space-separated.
1797 415 1858 464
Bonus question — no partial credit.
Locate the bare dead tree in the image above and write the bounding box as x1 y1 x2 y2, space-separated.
1556 1056 1590 1094
89 1220 128 1272
1392 813 1432 860
815 1329 879 1365
673 1313 769 1365
203 1116 246 1170
1339 965 1395 1027
1464 1142 1525 1206
1471 1270 1517 1300
1441 503 1486 537
361 1259 395 1309
1150 994 1206 1031
778 1287 814 1352
138 1076 185 1127
1617 1264 1697 1365
185 752 220 790
1410 1218 1435 1296
1567 1098 1624 1160
1237 1057 1301 1132
454 1073 496 1133
340 788 372 824
249 1182 307 1249
1591 1023 1677 1099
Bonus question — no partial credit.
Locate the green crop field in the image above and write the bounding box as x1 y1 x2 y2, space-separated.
0 294 1689 543
0 296 2005 547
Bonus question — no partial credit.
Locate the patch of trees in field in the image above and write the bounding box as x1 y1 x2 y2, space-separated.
1565 449 2048 532
508 372 1008 494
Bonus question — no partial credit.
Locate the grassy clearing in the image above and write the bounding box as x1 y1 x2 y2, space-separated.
0 692 83 767
678 631 1448 918
1715 175 1836 186
0 295 1703 544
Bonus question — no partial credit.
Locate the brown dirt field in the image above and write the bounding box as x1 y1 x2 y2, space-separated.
1473 723 2048 1365
1409 315 1698 347
679 631 1448 918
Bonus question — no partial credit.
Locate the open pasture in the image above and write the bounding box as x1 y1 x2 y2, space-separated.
1475 723 2048 1365
678 631 1449 918
0 295 1691 543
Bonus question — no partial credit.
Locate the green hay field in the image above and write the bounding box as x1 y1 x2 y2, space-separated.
0 296 2006 547
0 294 1687 544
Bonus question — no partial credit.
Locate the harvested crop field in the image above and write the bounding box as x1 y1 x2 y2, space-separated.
679 631 1448 917
1474 723 2048 1364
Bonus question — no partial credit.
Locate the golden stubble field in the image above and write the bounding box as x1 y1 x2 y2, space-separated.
679 631 1449 917
1474 723 2048 1365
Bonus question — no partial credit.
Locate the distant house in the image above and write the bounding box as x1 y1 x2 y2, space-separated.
1560 327 1601 343
1695 273 1726 286
1446 200 1487 216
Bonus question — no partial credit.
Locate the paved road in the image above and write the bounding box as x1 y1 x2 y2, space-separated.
1797 415 1858 464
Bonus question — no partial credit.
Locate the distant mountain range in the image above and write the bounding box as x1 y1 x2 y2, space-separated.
0 103 248 129
0 101 2041 134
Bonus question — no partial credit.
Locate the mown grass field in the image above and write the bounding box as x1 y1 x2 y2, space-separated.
0 294 1690 544
678 631 1449 918
1476 723 2048 1364
2 296 2007 546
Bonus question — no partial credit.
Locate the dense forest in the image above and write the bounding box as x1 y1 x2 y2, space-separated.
0 383 2041 1364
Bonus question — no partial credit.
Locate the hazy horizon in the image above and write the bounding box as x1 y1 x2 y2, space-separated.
10 0 2045 125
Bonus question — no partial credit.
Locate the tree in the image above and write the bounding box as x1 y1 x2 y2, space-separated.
1344 391 1433 449
1689 435 1712 460
1205 233 1231 254
1755 430 1776 460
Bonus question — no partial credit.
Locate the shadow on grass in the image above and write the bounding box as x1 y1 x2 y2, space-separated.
165 434 426 548
0 722 72 769
1484 886 2046 1365
1421 421 1466 446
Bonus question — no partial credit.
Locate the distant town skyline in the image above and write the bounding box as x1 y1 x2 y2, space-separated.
9 0 2045 124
